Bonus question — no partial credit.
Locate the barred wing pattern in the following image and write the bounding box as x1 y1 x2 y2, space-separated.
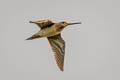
35 19 54 29
47 34 65 71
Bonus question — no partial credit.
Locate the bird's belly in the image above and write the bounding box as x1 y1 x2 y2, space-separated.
39 28 60 37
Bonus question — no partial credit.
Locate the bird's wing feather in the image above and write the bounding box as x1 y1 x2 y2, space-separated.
36 19 54 29
47 34 65 71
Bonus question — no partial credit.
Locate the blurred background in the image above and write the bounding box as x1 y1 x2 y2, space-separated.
0 0 120 80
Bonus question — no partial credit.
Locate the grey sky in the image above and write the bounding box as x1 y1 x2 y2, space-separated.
0 0 120 80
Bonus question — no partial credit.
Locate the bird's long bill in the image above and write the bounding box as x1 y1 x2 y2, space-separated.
68 22 82 25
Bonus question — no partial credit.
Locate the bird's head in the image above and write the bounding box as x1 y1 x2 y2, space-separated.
60 22 69 27
60 21 82 28
56 21 81 32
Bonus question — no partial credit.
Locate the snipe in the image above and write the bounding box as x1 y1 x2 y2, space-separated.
26 19 81 71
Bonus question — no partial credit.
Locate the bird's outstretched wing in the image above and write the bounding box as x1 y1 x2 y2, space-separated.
30 19 54 29
47 34 65 71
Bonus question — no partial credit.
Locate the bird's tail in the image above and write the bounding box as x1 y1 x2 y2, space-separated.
26 34 41 40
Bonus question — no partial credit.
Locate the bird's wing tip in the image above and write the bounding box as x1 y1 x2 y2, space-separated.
61 69 64 72
59 67 64 72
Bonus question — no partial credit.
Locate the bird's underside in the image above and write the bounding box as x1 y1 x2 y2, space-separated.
27 20 65 71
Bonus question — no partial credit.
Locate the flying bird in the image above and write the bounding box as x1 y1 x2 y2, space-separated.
26 19 81 71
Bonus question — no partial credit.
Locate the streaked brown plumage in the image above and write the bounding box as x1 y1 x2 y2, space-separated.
26 19 81 71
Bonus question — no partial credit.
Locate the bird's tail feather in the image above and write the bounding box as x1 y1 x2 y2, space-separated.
26 34 41 40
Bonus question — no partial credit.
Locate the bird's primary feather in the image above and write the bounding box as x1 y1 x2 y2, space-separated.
47 34 65 71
